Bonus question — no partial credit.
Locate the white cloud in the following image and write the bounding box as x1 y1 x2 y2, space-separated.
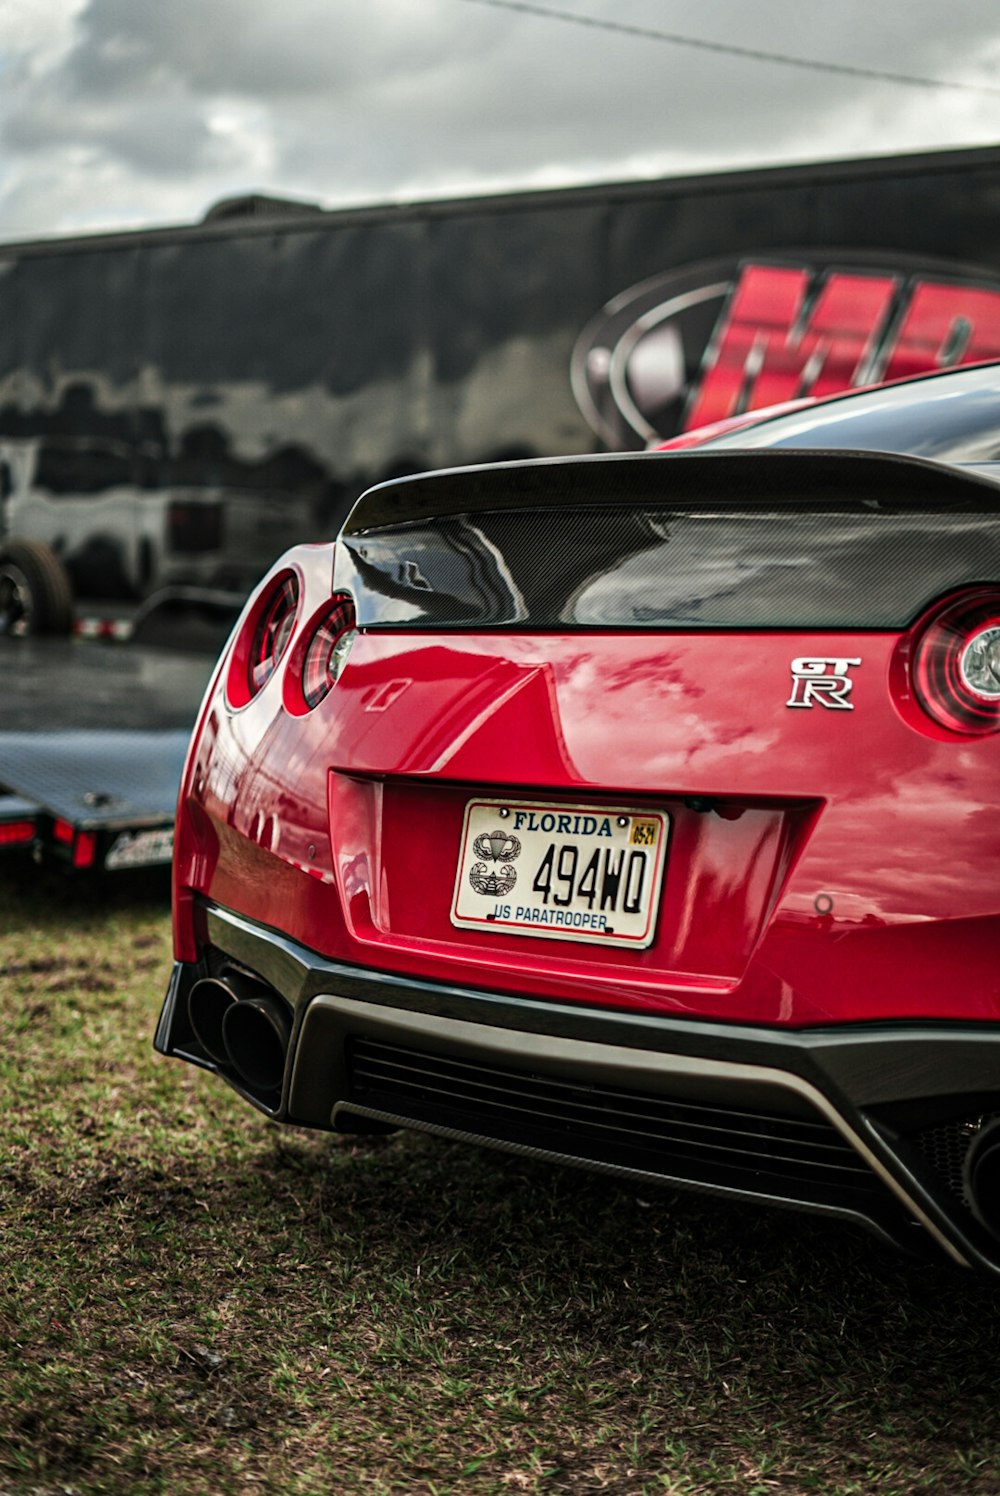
2 0 1000 237
0 0 87 74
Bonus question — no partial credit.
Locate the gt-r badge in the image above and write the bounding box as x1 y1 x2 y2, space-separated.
786 656 862 710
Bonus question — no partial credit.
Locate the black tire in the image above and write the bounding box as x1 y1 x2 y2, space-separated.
0 539 74 637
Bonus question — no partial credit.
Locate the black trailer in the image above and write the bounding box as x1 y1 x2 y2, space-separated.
5 145 1000 871
4 144 1000 630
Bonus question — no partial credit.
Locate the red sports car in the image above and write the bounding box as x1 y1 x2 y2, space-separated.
156 362 1000 1274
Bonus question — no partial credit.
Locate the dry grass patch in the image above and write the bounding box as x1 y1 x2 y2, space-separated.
2 858 1000 1494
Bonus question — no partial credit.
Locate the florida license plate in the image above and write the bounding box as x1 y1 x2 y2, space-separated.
451 799 669 949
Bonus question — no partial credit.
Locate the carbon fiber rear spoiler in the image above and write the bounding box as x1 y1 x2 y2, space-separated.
334 449 1000 632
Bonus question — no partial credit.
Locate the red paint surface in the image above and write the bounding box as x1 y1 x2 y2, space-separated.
172 541 1000 1029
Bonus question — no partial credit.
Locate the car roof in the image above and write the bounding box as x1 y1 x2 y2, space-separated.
675 360 1000 464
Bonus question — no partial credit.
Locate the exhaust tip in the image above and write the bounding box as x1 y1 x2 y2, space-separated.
222 992 292 1094
187 976 240 1066
964 1118 1000 1238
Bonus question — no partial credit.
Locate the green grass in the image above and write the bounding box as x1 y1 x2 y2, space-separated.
2 856 1000 1495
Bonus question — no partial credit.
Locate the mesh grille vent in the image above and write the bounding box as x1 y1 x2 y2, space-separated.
347 1036 881 1209
908 1112 1000 1211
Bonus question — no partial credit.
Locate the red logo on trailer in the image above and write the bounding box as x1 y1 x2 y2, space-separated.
571 254 1000 447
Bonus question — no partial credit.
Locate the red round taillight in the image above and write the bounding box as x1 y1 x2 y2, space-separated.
912 588 1000 736
227 569 300 709
282 594 357 715
301 596 357 708
248 573 299 696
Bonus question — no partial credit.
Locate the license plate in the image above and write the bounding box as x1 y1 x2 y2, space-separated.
104 826 174 870
451 799 669 949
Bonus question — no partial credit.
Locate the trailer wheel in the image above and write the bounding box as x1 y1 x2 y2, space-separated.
0 540 74 637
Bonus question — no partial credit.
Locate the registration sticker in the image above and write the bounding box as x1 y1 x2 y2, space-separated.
451 800 669 949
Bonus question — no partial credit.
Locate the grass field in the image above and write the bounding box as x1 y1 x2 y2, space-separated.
2 859 1000 1496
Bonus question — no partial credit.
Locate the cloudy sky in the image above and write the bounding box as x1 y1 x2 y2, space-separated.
2 0 1000 240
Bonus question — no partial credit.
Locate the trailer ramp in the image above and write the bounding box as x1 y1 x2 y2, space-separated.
0 637 215 870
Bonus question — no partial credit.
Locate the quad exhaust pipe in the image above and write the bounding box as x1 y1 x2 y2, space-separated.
187 970 292 1099
222 989 292 1092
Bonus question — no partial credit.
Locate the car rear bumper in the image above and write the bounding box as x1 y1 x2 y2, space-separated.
156 900 1000 1275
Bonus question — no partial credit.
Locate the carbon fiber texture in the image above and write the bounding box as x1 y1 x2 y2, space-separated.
336 451 1000 630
